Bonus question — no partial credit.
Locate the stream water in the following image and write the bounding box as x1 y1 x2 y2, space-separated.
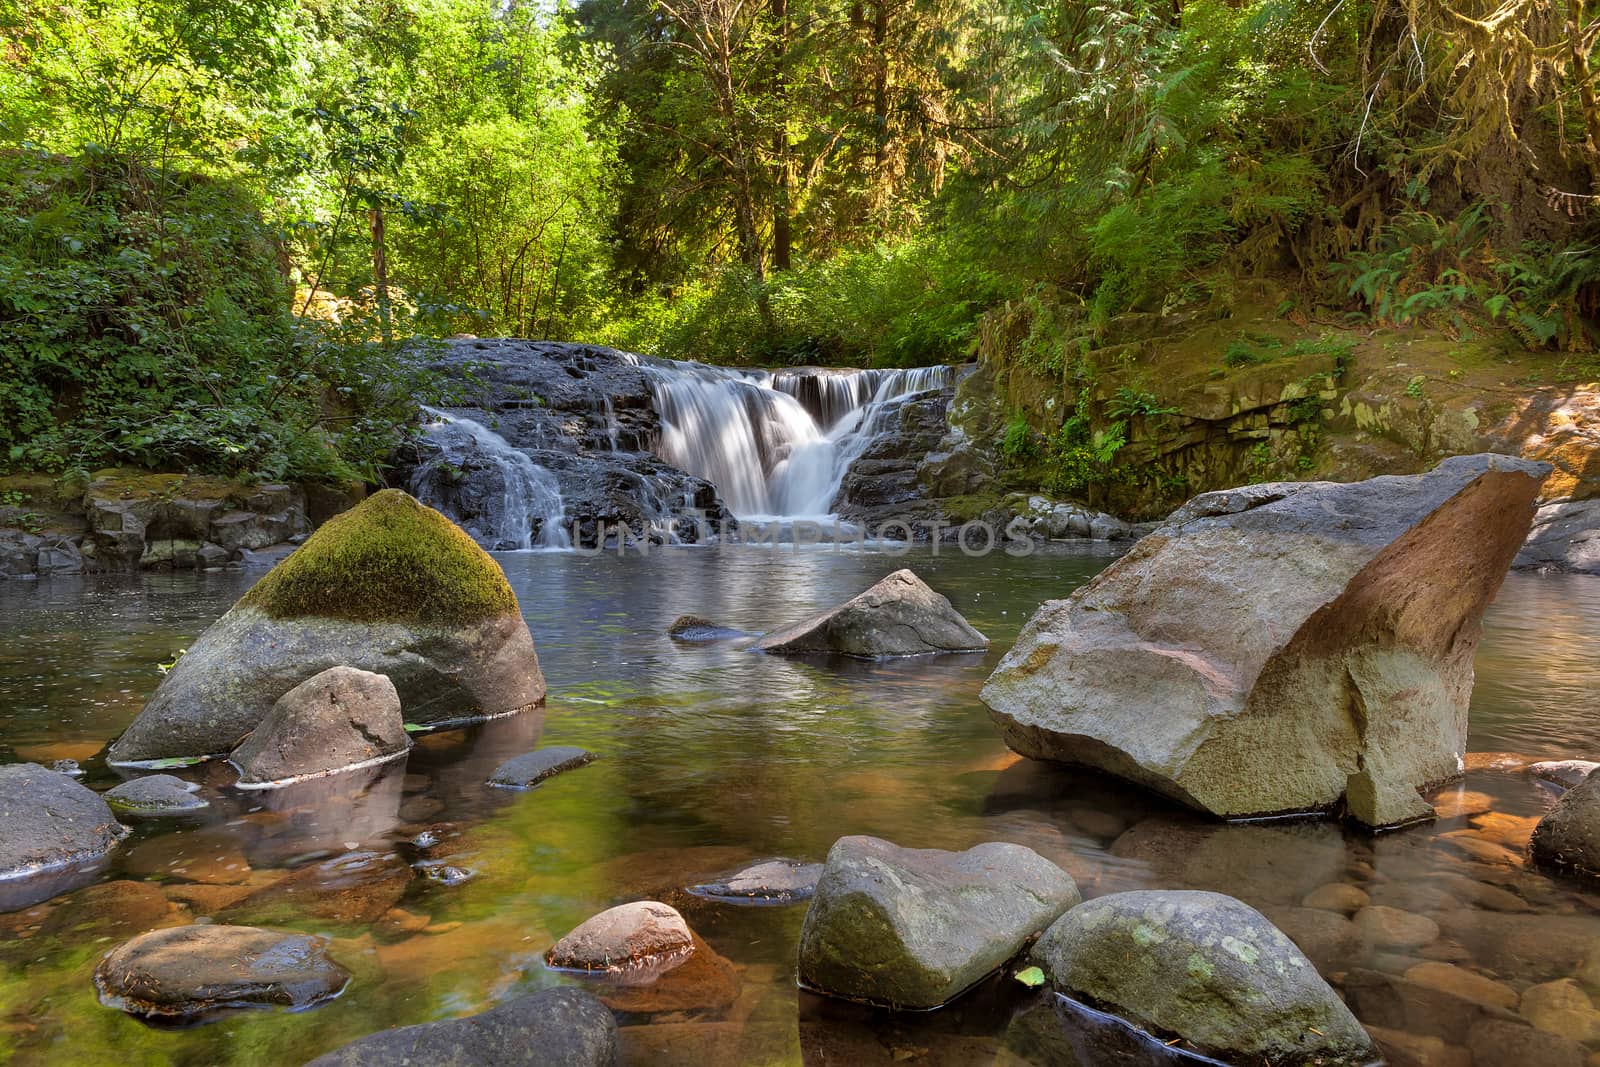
1 547 1598 1065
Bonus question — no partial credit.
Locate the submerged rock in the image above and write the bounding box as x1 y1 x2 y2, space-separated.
1531 770 1600 875
231 666 409 787
108 491 545 765
797 835 1079 1009
304 988 619 1066
94 924 349 1022
1031 890 1376 1066
103 774 207 816
488 746 595 789
756 569 988 658
546 901 695 975
0 763 125 878
1530 760 1600 789
982 455 1548 827
687 859 822 904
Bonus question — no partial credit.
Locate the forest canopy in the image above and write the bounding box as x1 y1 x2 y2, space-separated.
3 0 1600 476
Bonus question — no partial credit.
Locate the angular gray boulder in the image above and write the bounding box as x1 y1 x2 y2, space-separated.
104 774 208 816
982 454 1548 827
231 666 409 787
94 924 350 1022
108 491 545 766
303 988 619 1066
488 746 595 789
0 763 126 877
797 835 1079 1009
1531 770 1600 875
1031 890 1376 1066
756 569 988 657
689 858 822 904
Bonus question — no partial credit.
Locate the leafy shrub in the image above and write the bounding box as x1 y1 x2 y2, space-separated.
999 413 1037 466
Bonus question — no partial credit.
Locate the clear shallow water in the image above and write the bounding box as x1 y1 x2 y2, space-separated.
0 550 1597 1065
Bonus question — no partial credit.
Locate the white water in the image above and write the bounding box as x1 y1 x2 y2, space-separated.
412 408 571 550
644 362 951 519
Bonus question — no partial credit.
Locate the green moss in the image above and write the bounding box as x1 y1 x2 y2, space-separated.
240 490 518 625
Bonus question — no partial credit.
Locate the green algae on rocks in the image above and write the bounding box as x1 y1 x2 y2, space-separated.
240 489 517 626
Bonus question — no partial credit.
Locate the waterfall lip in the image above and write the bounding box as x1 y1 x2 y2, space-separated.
411 406 572 552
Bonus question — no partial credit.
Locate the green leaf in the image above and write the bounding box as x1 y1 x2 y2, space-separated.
1014 966 1046 988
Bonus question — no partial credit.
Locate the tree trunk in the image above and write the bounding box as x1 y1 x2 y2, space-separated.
771 0 793 272
1568 0 1600 189
369 204 391 343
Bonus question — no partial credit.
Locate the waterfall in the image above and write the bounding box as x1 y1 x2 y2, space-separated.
411 408 571 550
643 362 951 519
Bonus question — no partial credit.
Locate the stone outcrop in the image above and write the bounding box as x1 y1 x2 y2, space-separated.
0 763 126 879
230 666 410 787
545 901 695 974
94 925 350 1022
982 454 1548 827
1031 890 1376 1066
108 491 544 765
756 569 988 657
797 835 1079 1009
1531 771 1600 876
304 989 619 1067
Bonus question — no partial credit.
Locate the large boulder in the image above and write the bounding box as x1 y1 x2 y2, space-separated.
797 835 1079 1009
545 901 695 975
1531 770 1600 875
94 924 350 1022
756 569 988 657
303 989 618 1066
0 763 126 878
108 490 544 766
231 666 409 787
982 455 1548 827
1032 890 1377 1066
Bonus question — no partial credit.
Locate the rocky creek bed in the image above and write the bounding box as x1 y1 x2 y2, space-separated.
2 544 1600 1064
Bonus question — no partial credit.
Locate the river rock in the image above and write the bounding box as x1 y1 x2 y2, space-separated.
94 924 349 1021
107 490 545 765
488 746 595 789
688 859 822 904
756 569 988 658
104 774 208 816
797 835 1079 1009
545 901 695 974
231 666 408 787
1466 1019 1588 1067
0 762 126 878
982 454 1549 826
1520 979 1600 1042
1032 890 1377 1066
1354 905 1440 950
304 988 619 1066
1531 760 1600 789
1532 770 1600 875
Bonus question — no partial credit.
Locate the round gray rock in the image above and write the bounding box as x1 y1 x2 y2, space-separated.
94 924 350 1021
798 835 1080 1009
488 747 595 790
232 666 409 787
1031 890 1376 1066
104 774 208 816
303 988 618 1066
0 762 126 878
1532 769 1600 875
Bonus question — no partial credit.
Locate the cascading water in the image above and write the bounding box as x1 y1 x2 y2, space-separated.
410 408 571 550
643 362 951 519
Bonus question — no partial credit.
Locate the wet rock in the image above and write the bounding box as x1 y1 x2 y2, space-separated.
163 882 253 915
1532 760 1600 789
546 901 695 974
1262 905 1362 972
304 987 619 1066
1354 905 1440 950
1429 788 1495 820
687 859 822 904
1301 882 1370 914
123 828 253 885
0 763 126 879
1532 771 1600 876
1031 890 1376 1066
94 924 349 1022
982 455 1549 826
1433 910 1600 982
797 835 1079 1009
1368 1026 1471 1067
416 862 474 886
224 850 412 925
594 934 739 1016
1402 962 1519 1011
108 491 545 765
1469 811 1541 852
666 615 723 640
1108 816 1347 908
103 774 207 816
40 880 173 940
1466 1019 1587 1067
1516 498 1600 574
756 569 988 658
231 666 409 787
488 746 595 789
1521 979 1600 1042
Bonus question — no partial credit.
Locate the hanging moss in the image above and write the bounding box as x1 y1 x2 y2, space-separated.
240 490 519 625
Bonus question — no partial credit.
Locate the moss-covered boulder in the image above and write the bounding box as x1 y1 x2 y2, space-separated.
108 491 544 766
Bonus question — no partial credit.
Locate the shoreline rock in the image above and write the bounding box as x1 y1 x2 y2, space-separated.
103 774 207 816
0 763 126 881
231 666 410 788
545 901 696 976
